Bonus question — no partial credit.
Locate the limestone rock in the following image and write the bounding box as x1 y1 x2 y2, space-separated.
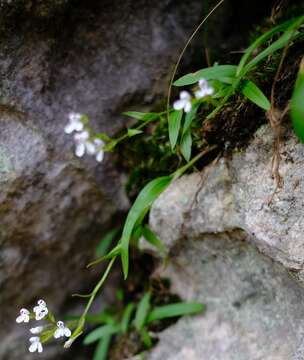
0 0 204 358
146 125 304 359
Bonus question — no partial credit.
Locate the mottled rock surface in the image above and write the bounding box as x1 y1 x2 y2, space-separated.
0 0 205 358
144 125 304 360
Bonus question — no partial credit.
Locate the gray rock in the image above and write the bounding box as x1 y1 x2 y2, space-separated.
151 125 304 276
146 125 304 359
0 0 205 358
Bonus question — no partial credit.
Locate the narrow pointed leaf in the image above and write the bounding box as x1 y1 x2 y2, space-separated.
241 80 271 111
127 129 143 137
93 336 111 360
83 324 120 345
142 225 167 255
168 110 183 150
180 129 192 162
123 111 160 122
147 303 205 324
121 303 135 333
291 58 304 142
121 176 173 278
237 18 297 75
174 65 238 87
134 292 151 331
243 16 304 74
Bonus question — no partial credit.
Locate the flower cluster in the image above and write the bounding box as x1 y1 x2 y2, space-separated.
173 78 214 113
64 112 105 163
16 299 71 353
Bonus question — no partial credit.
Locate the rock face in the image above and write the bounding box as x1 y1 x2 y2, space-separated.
146 125 304 360
0 1 204 358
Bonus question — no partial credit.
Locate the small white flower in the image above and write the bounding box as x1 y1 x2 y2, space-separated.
33 299 48 321
54 321 71 339
65 112 84 134
195 78 214 99
93 138 105 163
74 131 96 158
30 326 44 335
16 308 30 323
173 91 192 113
29 337 43 353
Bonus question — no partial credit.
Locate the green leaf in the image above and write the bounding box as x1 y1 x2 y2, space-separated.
95 133 111 142
180 129 192 162
123 111 160 122
93 336 111 360
182 105 198 135
291 58 304 142
142 225 167 255
96 229 120 257
127 129 143 137
134 292 151 331
120 176 173 278
242 16 304 75
140 328 152 348
174 65 238 87
147 303 205 323
120 303 135 334
241 80 271 111
237 18 297 76
83 324 120 345
168 110 183 150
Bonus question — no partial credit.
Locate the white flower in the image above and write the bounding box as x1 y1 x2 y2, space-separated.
16 308 30 323
195 79 214 99
33 299 48 321
64 113 84 134
173 91 192 113
93 138 105 163
29 337 43 353
74 131 96 157
30 326 44 335
54 321 71 339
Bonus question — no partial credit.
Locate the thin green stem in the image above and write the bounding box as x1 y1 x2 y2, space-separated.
173 145 217 179
71 256 116 339
166 0 225 121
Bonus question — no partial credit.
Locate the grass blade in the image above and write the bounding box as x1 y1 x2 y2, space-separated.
236 18 296 76
174 65 238 87
83 324 120 345
142 225 167 255
291 57 304 142
169 110 183 150
241 80 271 111
147 302 205 323
93 336 111 360
242 16 304 75
123 111 161 122
134 292 151 332
121 176 173 278
121 303 135 334
180 129 192 162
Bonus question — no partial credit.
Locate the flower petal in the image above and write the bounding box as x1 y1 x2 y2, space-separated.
96 150 104 163
64 328 72 337
38 343 43 353
29 343 37 353
180 91 191 100
74 121 84 132
173 99 185 111
54 329 62 339
85 141 96 155
64 123 75 134
75 143 85 157
16 315 24 323
184 101 192 113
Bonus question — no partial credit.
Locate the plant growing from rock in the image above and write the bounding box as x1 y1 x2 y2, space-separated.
15 6 304 356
